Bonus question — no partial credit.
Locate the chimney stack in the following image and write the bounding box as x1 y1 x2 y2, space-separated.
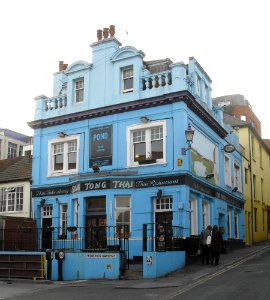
109 25 115 38
97 29 102 41
59 61 68 72
103 27 109 39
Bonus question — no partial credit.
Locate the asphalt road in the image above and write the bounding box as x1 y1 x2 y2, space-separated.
1 247 270 300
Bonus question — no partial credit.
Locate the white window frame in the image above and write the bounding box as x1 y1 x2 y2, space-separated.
48 135 79 176
122 67 133 93
155 196 172 212
234 161 242 191
190 197 198 235
202 200 210 230
126 120 166 167
74 79 84 103
224 155 231 187
42 205 52 218
115 195 131 236
60 204 68 236
73 199 79 227
8 142 17 159
0 186 23 212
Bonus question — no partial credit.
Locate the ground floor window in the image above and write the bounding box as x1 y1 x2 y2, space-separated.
227 208 232 238
115 195 131 236
60 204 68 237
234 209 239 238
202 200 210 229
190 195 198 235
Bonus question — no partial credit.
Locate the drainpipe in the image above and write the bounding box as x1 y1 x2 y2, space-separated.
248 127 254 244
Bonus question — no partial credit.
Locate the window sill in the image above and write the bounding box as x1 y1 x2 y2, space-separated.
138 159 157 165
48 171 78 177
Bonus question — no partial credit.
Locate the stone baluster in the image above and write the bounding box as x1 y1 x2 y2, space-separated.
165 73 169 85
145 78 150 90
158 75 162 87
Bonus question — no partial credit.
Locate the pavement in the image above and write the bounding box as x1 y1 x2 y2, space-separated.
112 240 270 290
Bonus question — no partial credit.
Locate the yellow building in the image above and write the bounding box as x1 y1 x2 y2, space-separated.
238 125 270 244
213 94 270 245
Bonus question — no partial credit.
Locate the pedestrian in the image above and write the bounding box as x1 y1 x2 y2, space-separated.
210 225 223 266
199 225 212 264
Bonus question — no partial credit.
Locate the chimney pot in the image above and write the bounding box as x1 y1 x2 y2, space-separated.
97 29 102 41
109 25 115 38
59 61 68 72
103 27 109 39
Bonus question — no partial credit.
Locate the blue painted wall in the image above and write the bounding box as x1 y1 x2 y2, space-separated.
143 251 185 278
30 27 245 270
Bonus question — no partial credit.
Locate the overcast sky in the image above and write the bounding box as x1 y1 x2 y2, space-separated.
0 0 269 137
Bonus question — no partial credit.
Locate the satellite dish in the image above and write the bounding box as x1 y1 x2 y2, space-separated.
223 144 235 153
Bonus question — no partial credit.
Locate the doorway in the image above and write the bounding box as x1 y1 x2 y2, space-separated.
85 196 107 249
155 211 173 251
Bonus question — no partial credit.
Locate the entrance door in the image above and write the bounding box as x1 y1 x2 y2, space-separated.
155 211 173 251
85 216 107 249
42 218 52 249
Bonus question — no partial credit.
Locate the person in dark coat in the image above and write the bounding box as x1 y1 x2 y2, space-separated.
199 225 212 264
210 225 223 266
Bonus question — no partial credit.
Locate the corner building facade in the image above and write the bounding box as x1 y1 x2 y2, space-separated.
29 26 244 262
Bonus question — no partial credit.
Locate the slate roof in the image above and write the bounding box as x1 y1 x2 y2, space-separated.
0 156 32 183
144 58 173 74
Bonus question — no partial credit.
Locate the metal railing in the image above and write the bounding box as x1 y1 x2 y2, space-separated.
143 223 184 252
0 225 129 255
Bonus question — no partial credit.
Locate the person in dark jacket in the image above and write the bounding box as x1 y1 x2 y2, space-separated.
210 225 223 266
199 225 212 264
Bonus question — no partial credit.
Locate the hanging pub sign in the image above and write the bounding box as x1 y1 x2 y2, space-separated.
90 125 112 167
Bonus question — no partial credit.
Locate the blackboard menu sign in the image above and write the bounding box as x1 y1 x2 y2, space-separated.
156 224 166 251
90 125 112 167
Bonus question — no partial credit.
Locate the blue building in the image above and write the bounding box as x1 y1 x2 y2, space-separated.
28 25 244 278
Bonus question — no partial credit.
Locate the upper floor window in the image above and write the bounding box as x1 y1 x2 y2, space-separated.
240 115 246 121
251 135 255 159
202 200 210 229
48 136 79 176
0 186 23 212
8 142 17 159
204 85 208 102
74 79 84 103
259 145 263 167
224 155 231 187
234 162 241 191
122 67 133 93
127 121 166 166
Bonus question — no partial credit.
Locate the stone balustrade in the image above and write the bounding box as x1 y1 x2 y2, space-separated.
142 71 172 90
45 95 67 111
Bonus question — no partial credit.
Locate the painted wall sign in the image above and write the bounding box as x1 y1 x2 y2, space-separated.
32 175 243 209
135 176 183 188
90 125 112 167
86 253 116 259
111 180 134 189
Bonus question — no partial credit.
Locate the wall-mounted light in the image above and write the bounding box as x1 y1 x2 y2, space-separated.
58 132 68 138
40 199 45 207
181 123 195 155
157 189 162 200
92 165 100 173
205 173 214 180
140 116 150 123
222 144 235 153
232 187 238 193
